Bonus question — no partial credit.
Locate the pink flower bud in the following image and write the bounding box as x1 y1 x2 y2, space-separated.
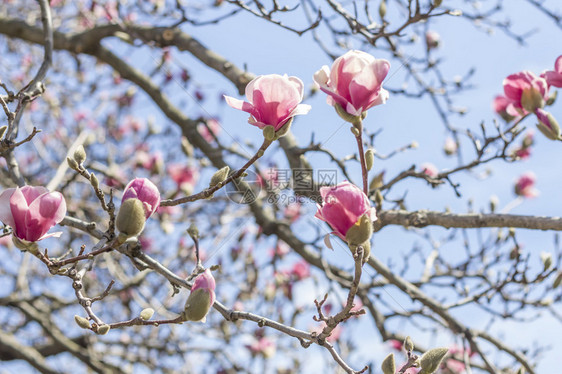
492 95 517 122
224 74 311 131
425 30 441 50
314 50 390 116
315 181 376 241
421 163 439 178
535 108 561 140
0 186 66 242
514 172 538 198
503 71 549 115
122 178 161 219
544 55 562 88
168 164 199 193
183 269 216 322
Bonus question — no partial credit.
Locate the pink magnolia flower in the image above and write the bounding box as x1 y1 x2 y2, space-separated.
290 259 310 280
388 339 403 351
425 30 441 50
315 181 376 241
492 95 517 122
0 186 66 242
421 163 439 178
122 178 161 219
198 118 221 142
514 172 538 198
503 71 549 115
224 74 311 131
248 337 276 358
544 55 562 88
314 50 390 116
168 164 199 193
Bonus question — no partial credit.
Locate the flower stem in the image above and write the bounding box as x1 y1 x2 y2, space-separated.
353 119 369 195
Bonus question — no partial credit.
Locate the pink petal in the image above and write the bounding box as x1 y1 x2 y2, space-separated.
0 188 16 228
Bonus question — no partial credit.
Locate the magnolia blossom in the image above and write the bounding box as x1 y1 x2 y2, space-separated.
544 55 562 88
425 30 441 50
492 95 516 122
421 163 438 178
290 259 310 280
315 181 376 241
224 74 311 131
0 186 66 242
248 337 276 358
122 178 161 219
314 50 390 116
514 172 538 198
168 164 199 193
198 118 221 142
503 71 549 115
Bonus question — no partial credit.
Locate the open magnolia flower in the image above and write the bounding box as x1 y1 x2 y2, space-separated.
314 50 390 117
224 74 311 132
315 181 376 243
0 186 66 243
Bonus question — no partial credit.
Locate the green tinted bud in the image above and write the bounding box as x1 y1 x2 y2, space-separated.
90 173 99 190
348 241 371 264
350 126 361 137
67 157 79 170
73 145 87 165
540 252 553 271
182 288 212 322
97 324 111 335
209 166 230 188
433 0 442 6
262 125 276 141
374 189 383 206
381 353 395 374
140 308 155 321
379 0 387 19
345 214 373 245
404 336 414 352
365 149 375 171
369 171 385 191
419 347 448 373
116 198 146 238
74 315 91 329
0 125 7 139
187 223 199 239
553 272 562 289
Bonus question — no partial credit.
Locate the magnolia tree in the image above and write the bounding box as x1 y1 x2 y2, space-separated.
1 0 562 373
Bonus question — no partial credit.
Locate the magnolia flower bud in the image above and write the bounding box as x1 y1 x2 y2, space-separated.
116 198 146 238
209 166 230 188
378 0 387 19
404 336 414 352
535 109 561 141
73 145 87 165
90 173 99 190
97 324 111 335
365 149 375 171
74 315 91 329
182 269 216 323
140 308 155 321
540 252 553 271
0 125 7 139
381 353 395 374
419 347 448 373
67 156 79 170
